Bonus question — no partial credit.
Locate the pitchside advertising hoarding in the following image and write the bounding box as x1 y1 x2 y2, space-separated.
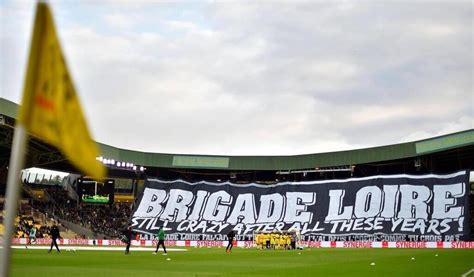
130 171 471 242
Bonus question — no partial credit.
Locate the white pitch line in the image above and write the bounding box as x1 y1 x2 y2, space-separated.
461 269 474 277
9 246 187 252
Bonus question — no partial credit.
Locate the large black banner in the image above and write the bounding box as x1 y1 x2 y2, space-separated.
130 171 471 241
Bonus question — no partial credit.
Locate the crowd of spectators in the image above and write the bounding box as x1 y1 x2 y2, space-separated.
15 215 50 238
31 187 133 239
73 203 132 238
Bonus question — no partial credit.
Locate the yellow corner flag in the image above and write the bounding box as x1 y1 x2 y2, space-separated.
18 2 106 181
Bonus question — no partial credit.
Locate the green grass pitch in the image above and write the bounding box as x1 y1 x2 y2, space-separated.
10 247 474 276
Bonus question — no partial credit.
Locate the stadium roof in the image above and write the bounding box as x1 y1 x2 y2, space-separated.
1 97 473 171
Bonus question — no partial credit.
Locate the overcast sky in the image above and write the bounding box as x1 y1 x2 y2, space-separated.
0 1 472 155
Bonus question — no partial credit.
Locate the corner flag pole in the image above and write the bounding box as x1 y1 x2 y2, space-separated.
0 125 28 277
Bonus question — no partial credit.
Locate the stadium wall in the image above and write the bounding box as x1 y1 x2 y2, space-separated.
8 238 474 249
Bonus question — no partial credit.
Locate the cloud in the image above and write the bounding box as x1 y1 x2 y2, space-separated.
104 12 142 30
0 1 472 155
0 1 35 103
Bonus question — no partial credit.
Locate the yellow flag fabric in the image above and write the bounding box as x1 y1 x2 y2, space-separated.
18 2 106 181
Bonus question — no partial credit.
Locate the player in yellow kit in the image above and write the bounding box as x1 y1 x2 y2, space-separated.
270 233 275 249
286 234 291 249
274 233 280 249
279 234 286 249
256 233 263 249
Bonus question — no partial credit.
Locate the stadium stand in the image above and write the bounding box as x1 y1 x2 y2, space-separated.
0 183 130 239
25 185 132 239
4 176 472 241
